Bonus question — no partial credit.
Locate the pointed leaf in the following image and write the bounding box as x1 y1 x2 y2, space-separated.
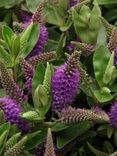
93 45 111 87
25 129 47 150
57 121 91 149
94 87 113 103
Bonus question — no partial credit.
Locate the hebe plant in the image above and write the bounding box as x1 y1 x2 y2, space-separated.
0 0 117 155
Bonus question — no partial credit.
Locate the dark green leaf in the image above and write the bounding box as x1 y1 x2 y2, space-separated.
57 121 91 149
94 87 113 103
25 130 47 150
32 64 45 94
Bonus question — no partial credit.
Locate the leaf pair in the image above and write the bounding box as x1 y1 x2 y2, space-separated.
33 63 53 117
93 45 117 102
72 2 101 44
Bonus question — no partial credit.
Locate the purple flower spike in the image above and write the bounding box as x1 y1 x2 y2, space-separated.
52 52 80 113
0 98 29 132
109 100 117 130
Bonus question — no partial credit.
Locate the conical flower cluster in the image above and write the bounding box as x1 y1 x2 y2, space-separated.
4 136 27 156
20 59 35 94
72 41 95 57
5 133 21 151
58 106 109 124
107 28 117 52
0 59 26 104
28 52 57 67
0 98 29 132
52 51 80 113
44 128 56 156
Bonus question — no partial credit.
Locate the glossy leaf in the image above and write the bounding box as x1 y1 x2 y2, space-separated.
26 0 41 13
25 23 40 56
96 22 107 47
93 45 111 87
94 87 113 103
72 3 101 44
33 84 50 116
25 130 47 150
0 46 12 67
57 121 91 149
32 64 45 94
103 52 117 86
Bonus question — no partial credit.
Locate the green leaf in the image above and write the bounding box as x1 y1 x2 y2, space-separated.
52 123 69 132
43 4 65 26
60 16 72 32
2 25 14 51
72 3 100 44
20 23 39 58
103 141 114 154
56 33 66 57
0 46 12 67
2 25 14 43
88 2 101 44
33 84 50 116
25 130 47 150
94 87 113 103
25 23 40 56
0 0 19 8
96 22 107 47
110 81 117 92
103 52 117 86
72 6 91 43
97 0 117 5
0 123 10 154
32 64 45 94
26 0 41 13
57 121 91 149
93 45 111 87
11 35 20 59
107 127 113 139
87 142 109 156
